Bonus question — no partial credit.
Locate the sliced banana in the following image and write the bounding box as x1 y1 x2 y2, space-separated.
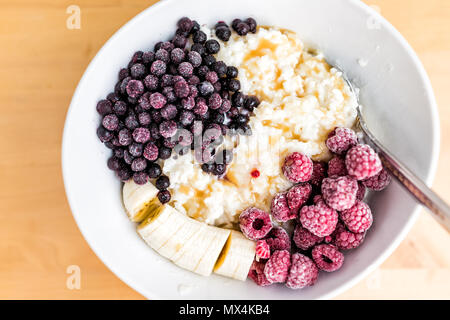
123 180 159 222
138 204 231 276
214 230 256 281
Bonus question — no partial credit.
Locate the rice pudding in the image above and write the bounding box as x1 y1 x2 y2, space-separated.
163 26 357 227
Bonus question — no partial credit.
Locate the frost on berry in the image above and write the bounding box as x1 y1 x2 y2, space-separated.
312 244 344 272
248 260 271 286
285 253 318 289
271 192 295 222
345 144 382 180
264 226 291 252
282 152 313 183
239 207 272 240
293 224 323 251
299 202 338 237
321 176 358 211
326 127 358 155
263 250 291 283
286 183 312 215
331 223 365 250
363 168 391 191
340 200 373 233
255 240 271 260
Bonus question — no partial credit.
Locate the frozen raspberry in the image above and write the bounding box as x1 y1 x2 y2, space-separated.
299 202 338 237
255 240 271 260
311 161 327 187
286 183 312 214
313 195 324 204
282 152 313 183
363 168 391 191
248 260 271 286
327 156 348 177
264 227 291 252
312 244 344 272
326 127 358 155
341 200 373 233
345 144 382 180
331 223 365 250
239 207 272 240
285 253 318 289
293 224 323 251
271 193 296 222
356 182 366 200
263 250 291 283
321 176 358 211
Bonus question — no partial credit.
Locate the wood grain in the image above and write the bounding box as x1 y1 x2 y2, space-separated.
0 0 448 299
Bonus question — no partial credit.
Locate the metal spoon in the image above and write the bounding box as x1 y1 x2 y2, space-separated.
336 67 450 232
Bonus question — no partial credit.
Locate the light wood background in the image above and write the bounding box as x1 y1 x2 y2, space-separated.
0 0 449 299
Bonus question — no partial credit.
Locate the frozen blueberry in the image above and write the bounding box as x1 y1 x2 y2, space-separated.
133 171 148 185
179 110 195 127
157 190 171 204
196 65 210 78
172 34 187 48
155 49 170 63
191 20 200 33
215 26 231 41
126 80 144 98
235 22 250 36
142 51 155 64
107 93 121 104
201 163 215 173
193 97 208 115
181 96 195 110
148 163 162 179
155 175 170 190
97 127 113 142
159 120 177 138
211 111 225 124
219 99 231 113
174 80 190 98
132 127 151 143
167 63 178 75
131 157 147 172
213 61 227 77
227 79 241 92
213 81 222 92
205 39 220 54
117 168 132 181
187 51 202 67
118 68 129 81
160 41 175 51
193 30 207 44
170 48 185 64
177 17 194 32
178 62 194 78
130 63 146 79
149 92 167 109
245 17 257 33
208 93 222 110
245 95 260 110
162 86 177 103
150 109 163 124
150 60 167 76
144 74 159 90
203 55 216 67
158 147 172 160
159 74 172 88
213 164 226 176
161 104 178 120
138 112 151 126
205 71 218 84
191 43 206 56
128 142 143 157
231 19 242 30
118 128 133 146
163 138 177 149
198 81 214 96
231 92 245 107
143 142 159 161
113 101 127 116
227 66 239 78
114 148 124 159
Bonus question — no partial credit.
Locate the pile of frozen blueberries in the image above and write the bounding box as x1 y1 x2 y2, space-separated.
96 17 260 204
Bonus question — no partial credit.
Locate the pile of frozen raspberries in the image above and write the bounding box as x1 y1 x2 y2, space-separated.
241 127 392 289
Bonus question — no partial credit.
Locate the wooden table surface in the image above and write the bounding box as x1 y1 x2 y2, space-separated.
0 0 449 299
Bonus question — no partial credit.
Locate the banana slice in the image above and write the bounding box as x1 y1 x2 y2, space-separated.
214 230 256 281
123 180 159 222
138 204 231 276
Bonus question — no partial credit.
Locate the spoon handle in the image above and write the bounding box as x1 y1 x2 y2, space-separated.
357 113 450 233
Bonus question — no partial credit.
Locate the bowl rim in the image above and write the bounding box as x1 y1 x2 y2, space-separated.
61 0 440 300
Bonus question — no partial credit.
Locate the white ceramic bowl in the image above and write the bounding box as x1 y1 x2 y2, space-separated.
62 0 439 299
